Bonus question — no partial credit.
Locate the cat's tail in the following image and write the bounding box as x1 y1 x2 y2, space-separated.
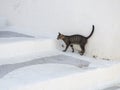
86 25 94 39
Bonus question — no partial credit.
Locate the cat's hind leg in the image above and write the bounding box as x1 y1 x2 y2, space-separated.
70 44 74 52
79 44 85 55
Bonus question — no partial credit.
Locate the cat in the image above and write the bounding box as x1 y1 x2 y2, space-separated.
57 25 94 55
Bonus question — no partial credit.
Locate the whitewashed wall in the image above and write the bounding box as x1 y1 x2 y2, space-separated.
0 0 120 60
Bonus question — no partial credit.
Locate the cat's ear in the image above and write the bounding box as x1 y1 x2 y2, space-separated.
58 32 61 35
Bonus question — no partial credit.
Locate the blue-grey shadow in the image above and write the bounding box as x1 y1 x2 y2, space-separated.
0 55 90 78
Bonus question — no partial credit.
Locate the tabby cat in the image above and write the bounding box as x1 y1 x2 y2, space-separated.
57 25 94 55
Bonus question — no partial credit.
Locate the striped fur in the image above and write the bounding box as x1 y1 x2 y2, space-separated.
57 25 94 55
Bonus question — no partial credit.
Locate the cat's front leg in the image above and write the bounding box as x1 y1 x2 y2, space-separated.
63 44 69 52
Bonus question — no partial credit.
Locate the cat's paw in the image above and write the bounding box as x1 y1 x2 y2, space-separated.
63 50 66 52
78 51 83 55
80 53 84 55
72 51 74 53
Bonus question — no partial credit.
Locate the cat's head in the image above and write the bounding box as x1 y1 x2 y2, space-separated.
57 32 65 40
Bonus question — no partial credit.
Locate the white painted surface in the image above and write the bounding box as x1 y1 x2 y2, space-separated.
0 17 8 28
0 37 119 90
0 62 120 90
0 1 120 90
0 38 56 60
0 0 120 59
0 34 119 90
